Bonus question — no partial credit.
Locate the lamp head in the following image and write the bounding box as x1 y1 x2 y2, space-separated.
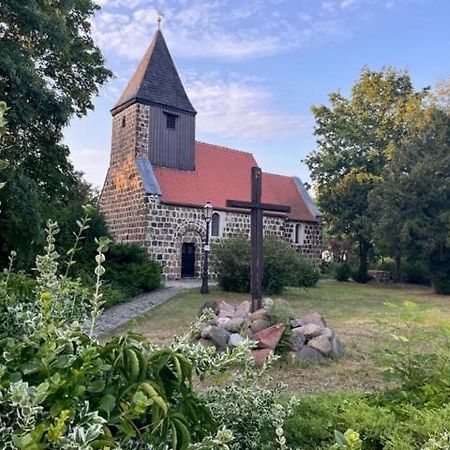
203 201 213 223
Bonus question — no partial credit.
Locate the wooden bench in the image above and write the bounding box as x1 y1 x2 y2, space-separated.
368 270 391 283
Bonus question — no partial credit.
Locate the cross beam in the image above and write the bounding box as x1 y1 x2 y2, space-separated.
226 167 291 312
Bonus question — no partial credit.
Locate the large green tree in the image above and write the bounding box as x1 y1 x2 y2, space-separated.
370 106 450 293
0 0 111 267
0 0 111 199
306 68 426 280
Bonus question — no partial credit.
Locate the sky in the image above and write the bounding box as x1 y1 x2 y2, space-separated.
64 0 450 188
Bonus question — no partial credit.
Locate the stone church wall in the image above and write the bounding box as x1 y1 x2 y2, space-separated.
143 196 322 280
100 102 321 281
99 104 150 245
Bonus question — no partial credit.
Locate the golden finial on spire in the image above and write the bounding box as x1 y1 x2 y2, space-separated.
157 11 164 30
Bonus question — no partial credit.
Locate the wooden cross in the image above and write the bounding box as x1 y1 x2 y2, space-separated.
227 167 291 312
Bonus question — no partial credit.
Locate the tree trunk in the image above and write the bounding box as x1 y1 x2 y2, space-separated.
355 239 370 283
394 254 402 283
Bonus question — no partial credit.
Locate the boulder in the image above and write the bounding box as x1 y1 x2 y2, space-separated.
297 346 324 363
229 333 246 347
217 300 236 319
321 327 334 340
223 317 245 332
251 348 272 365
307 335 332 356
289 332 306 351
330 337 343 358
249 308 268 321
250 319 269 334
201 325 213 339
254 323 285 349
298 323 324 338
208 326 231 349
198 338 215 348
198 300 219 316
290 318 304 329
235 301 251 318
302 312 327 328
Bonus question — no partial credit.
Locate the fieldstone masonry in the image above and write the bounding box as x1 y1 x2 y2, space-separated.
100 104 322 280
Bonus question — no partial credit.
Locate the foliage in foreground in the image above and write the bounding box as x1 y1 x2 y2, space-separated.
212 235 319 295
0 220 302 449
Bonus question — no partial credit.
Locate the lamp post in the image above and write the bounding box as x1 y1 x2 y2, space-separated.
200 201 213 294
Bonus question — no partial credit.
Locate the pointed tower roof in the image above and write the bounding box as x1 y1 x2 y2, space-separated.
111 30 196 115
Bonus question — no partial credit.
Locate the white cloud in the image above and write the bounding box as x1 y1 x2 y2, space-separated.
92 0 358 62
184 73 310 140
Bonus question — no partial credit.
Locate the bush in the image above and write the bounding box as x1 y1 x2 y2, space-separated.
290 255 320 287
352 267 372 284
212 235 319 295
401 260 431 285
333 261 352 282
103 243 162 299
284 393 450 450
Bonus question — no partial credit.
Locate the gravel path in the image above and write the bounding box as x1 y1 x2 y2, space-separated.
94 287 181 336
94 279 217 336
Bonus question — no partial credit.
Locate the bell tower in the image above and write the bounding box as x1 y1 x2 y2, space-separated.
111 27 196 171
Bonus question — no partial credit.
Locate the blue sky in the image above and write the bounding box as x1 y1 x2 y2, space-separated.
64 0 450 188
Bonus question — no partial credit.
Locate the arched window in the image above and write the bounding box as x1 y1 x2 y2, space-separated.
211 212 220 237
294 223 305 245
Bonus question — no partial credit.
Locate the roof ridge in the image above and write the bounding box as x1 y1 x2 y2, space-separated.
262 171 295 179
195 141 255 157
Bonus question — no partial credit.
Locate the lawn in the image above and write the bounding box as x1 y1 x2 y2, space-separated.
111 280 450 394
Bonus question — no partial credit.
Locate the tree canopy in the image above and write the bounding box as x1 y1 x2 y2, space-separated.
0 0 112 200
306 67 427 280
0 0 111 268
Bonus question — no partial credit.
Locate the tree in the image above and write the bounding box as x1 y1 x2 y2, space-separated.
0 0 112 201
305 67 426 281
0 1 111 268
370 106 450 293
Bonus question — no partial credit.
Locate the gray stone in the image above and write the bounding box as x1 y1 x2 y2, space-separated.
208 326 231 349
290 318 304 329
298 323 324 338
222 317 245 332
198 338 215 348
307 335 332 356
217 300 236 318
235 301 251 318
250 319 269 334
330 337 344 358
321 327 334 339
201 325 213 339
249 308 268 321
289 332 306 351
198 300 219 316
229 333 246 347
302 312 327 328
297 346 324 363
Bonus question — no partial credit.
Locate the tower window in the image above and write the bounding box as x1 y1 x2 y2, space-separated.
121 116 126 128
164 112 178 129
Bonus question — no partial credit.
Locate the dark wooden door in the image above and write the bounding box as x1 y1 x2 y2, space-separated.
181 243 195 278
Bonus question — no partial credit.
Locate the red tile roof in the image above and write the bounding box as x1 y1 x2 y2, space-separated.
152 141 317 222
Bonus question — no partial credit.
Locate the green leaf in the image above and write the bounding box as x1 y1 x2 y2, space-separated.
99 393 116 415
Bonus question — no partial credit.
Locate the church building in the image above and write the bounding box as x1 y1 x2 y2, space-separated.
100 27 322 280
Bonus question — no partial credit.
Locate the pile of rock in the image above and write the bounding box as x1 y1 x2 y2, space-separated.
197 300 343 364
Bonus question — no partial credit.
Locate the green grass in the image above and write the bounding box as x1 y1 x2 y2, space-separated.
111 280 450 394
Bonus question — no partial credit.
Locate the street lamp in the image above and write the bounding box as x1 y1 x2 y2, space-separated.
200 201 213 294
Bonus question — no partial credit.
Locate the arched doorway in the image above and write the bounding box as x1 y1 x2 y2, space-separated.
181 243 196 278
